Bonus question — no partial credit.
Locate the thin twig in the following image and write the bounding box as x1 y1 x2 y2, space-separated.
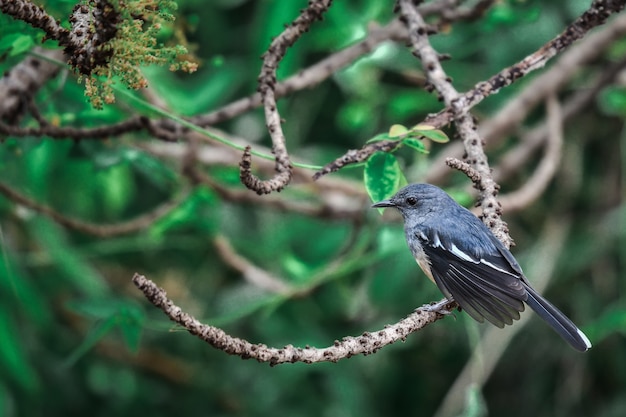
397 0 511 245
0 182 188 237
213 235 291 294
493 51 626 183
445 158 482 184
440 0 495 23
193 19 407 127
424 0 626 128
498 95 563 213
184 166 364 219
193 0 481 127
132 273 455 366
426 12 626 183
315 0 626 187
0 116 149 140
239 0 332 194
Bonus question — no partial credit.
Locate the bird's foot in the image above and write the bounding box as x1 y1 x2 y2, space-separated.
420 298 456 315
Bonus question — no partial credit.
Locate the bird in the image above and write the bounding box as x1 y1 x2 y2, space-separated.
372 183 591 352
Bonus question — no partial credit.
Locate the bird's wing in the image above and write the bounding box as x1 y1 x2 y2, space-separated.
417 228 527 328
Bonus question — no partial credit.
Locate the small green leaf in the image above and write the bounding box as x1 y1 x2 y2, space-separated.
388 124 409 138
402 138 428 154
598 87 626 116
0 34 35 56
366 133 392 143
413 128 450 143
364 152 405 210
411 124 436 131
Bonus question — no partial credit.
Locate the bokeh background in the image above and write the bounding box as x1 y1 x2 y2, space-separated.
1 0 625 416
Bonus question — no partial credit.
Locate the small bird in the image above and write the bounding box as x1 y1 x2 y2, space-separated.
372 183 591 352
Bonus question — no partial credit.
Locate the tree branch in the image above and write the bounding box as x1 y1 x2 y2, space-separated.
492 51 626 183
498 95 563 213
0 0 70 45
315 0 626 190
132 273 455 366
426 12 626 183
397 0 511 245
193 19 407 127
239 0 332 194
213 235 291 294
0 47 64 124
0 182 187 237
0 116 149 140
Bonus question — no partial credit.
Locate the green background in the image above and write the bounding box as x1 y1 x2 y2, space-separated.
1 0 625 416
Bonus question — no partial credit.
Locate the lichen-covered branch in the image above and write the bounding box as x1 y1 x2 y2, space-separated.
314 0 626 193
423 0 626 128
132 273 455 366
427 12 626 183
0 47 65 124
239 0 332 195
397 0 511 245
194 18 407 127
0 0 70 44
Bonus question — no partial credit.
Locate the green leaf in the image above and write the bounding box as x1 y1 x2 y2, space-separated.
366 133 392 143
412 127 450 143
0 306 38 391
584 307 626 343
337 101 376 133
29 219 109 298
117 305 144 353
64 316 118 367
598 87 626 116
0 34 35 56
282 253 313 283
411 124 436 131
364 152 405 209
388 124 409 138
150 187 218 236
402 137 428 154
0 237 48 326
447 189 474 208
96 163 135 218
66 299 122 319
65 299 145 354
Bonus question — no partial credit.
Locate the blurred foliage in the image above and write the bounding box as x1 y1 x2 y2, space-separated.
1 0 625 417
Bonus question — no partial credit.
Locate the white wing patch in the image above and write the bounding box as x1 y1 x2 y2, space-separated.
449 243 477 263
480 258 519 277
577 328 592 350
432 231 443 248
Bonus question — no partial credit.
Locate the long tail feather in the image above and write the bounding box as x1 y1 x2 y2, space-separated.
524 284 591 352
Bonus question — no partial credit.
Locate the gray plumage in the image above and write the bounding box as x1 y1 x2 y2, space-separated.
372 183 591 352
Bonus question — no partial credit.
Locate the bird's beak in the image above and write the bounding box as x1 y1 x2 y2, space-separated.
371 199 395 208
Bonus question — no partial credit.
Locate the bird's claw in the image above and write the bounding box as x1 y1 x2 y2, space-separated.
420 298 456 315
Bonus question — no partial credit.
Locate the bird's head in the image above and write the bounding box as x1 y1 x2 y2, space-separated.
371 183 450 217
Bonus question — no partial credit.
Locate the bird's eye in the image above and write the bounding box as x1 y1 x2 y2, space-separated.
406 196 417 206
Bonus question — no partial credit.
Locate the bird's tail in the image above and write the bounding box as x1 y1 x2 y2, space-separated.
523 284 592 352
